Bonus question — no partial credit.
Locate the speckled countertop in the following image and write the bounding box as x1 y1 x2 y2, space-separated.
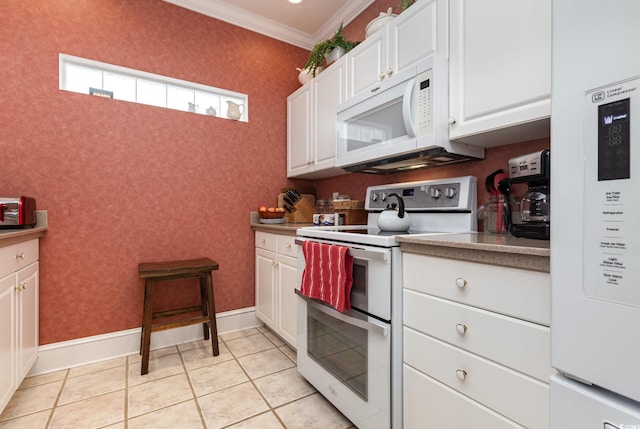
0 211 48 248
396 232 550 272
249 212 550 272
249 212 313 236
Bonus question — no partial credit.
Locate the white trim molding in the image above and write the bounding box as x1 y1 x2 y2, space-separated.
162 0 375 50
30 307 261 376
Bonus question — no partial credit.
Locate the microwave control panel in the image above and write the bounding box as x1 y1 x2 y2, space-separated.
415 68 433 137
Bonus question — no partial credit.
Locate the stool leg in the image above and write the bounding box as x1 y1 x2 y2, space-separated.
141 279 155 375
199 276 210 341
204 272 219 356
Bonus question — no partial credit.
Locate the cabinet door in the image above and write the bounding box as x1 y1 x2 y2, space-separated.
287 84 313 177
404 365 524 429
0 274 16 412
347 27 388 99
449 0 551 146
313 58 346 172
16 262 38 381
389 0 447 74
277 254 298 349
255 248 277 330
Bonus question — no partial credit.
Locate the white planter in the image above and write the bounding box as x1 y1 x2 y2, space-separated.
324 46 346 66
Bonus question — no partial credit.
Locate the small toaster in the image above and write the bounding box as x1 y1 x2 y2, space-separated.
0 197 36 228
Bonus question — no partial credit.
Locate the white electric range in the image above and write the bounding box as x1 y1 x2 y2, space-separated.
295 176 478 429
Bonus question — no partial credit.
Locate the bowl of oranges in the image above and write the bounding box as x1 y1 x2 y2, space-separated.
258 205 286 223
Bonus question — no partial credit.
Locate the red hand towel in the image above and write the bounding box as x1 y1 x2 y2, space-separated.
300 241 354 313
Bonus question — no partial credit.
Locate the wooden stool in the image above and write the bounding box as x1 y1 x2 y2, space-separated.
138 257 220 375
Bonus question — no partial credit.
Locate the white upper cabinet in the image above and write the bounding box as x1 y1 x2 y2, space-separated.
287 83 313 177
312 58 347 175
287 57 346 179
448 0 552 146
348 0 447 99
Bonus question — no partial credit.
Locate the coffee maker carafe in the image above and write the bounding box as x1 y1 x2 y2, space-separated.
508 149 550 240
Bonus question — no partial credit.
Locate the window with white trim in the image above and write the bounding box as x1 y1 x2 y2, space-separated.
59 54 248 121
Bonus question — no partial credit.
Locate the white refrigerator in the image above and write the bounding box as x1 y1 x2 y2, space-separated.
551 0 640 427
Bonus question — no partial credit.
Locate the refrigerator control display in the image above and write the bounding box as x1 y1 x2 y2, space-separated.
583 77 640 308
598 98 630 181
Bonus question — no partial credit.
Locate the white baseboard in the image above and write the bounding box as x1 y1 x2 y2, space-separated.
30 307 261 376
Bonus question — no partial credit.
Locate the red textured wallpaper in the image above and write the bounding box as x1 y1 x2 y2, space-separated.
0 0 309 344
0 0 549 345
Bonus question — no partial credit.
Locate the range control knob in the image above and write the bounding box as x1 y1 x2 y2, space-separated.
445 187 458 199
429 187 442 199
380 192 388 202
371 193 379 202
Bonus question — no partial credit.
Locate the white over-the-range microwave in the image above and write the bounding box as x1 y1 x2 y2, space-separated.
335 55 484 174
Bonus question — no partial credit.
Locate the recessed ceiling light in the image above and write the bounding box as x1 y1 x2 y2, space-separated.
288 0 303 3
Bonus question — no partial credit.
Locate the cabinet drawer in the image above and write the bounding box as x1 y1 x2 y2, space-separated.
255 231 277 252
276 235 297 258
404 364 524 429
404 327 549 429
0 239 38 279
403 253 550 325
403 289 552 383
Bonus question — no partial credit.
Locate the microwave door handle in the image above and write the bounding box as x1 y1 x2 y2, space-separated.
295 289 389 336
402 77 416 138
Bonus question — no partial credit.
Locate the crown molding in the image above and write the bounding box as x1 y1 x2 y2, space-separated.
162 0 375 50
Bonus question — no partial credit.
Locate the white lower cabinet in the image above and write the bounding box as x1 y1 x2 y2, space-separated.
255 231 298 348
404 365 524 429
0 238 40 413
403 253 550 428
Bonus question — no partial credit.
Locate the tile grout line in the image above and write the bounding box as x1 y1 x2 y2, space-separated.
226 330 291 429
177 343 209 429
44 369 70 428
123 355 129 429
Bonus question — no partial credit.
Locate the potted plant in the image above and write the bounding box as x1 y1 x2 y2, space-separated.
303 23 360 77
399 0 416 11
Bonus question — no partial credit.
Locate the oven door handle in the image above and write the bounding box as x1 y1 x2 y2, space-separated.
295 289 389 337
295 239 388 262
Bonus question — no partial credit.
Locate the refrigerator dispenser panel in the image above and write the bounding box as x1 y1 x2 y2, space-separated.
583 77 640 308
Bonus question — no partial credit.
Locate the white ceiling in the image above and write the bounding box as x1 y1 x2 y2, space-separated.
162 0 375 50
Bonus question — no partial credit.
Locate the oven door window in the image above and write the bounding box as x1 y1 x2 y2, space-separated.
307 305 368 401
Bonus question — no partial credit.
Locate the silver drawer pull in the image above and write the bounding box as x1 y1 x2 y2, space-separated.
16 252 25 260
456 369 467 381
456 323 468 335
455 277 467 288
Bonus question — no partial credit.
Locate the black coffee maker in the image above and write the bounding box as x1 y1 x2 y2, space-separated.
508 149 550 240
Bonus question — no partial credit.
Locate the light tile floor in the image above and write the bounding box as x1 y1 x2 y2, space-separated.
0 327 356 429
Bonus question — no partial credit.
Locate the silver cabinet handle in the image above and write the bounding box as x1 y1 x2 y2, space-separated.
16 252 25 260
448 117 457 125
455 277 467 288
295 289 389 336
295 239 388 262
456 323 468 335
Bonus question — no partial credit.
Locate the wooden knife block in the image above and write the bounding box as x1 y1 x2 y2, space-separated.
285 197 315 223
